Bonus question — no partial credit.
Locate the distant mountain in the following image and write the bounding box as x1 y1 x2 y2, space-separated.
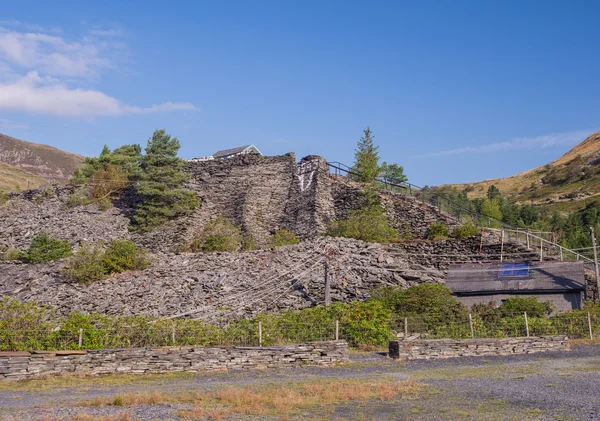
0 133 84 191
439 130 600 211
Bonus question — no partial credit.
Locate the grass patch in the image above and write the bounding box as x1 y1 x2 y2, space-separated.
75 378 424 419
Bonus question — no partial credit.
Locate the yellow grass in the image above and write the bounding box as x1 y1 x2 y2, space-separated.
75 378 424 420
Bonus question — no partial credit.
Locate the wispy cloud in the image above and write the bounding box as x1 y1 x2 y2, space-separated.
0 118 28 130
0 23 196 117
0 72 197 117
414 130 593 158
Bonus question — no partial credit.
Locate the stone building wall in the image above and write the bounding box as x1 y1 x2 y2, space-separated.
389 336 569 360
0 341 349 381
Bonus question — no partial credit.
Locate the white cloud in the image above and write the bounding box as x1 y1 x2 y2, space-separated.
0 27 111 78
0 23 196 117
414 130 593 158
0 72 197 117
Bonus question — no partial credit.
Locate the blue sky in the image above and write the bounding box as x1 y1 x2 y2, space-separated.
0 1 599 186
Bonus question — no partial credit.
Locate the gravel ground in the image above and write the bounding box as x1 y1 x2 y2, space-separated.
0 345 599 421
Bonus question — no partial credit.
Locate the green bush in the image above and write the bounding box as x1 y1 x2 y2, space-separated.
452 222 480 239
63 240 149 284
102 239 150 274
498 297 553 318
427 222 449 240
372 284 467 328
328 206 398 243
64 191 93 209
63 243 108 284
189 217 241 252
0 191 8 206
0 248 24 261
241 234 257 251
269 229 300 247
24 233 71 263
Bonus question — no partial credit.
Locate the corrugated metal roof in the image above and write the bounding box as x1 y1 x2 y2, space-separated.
212 145 253 158
446 261 586 294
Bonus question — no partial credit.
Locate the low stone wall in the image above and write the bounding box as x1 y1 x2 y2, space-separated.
0 341 349 381
389 336 569 360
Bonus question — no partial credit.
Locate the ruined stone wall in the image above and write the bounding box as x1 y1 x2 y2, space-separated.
0 341 349 381
389 336 569 360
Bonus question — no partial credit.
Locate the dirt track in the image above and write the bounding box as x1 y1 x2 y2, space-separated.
0 344 599 421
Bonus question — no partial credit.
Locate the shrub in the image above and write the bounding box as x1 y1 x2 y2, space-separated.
24 233 71 263
372 284 467 328
102 239 150 274
63 240 149 284
328 206 398 243
0 191 8 206
427 222 449 240
189 217 241 252
452 222 480 239
0 248 24 261
64 191 93 209
498 297 553 318
241 234 257 251
89 164 129 200
63 243 107 284
269 229 300 247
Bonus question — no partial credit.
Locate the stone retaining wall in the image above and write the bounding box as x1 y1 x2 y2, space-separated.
0 341 349 381
388 336 569 360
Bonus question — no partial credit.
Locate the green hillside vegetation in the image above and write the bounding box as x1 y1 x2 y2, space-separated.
440 130 600 215
0 133 84 191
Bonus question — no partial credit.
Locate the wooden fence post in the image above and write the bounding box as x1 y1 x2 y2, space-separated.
469 314 474 339
258 322 263 347
588 312 594 341
404 317 408 341
335 320 339 341
524 312 530 337
78 328 83 348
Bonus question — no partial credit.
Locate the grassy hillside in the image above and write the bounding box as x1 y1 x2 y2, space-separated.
0 133 84 192
441 130 600 213
0 161 48 192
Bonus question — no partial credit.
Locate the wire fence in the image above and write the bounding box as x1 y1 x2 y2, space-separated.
395 312 599 341
1 313 598 352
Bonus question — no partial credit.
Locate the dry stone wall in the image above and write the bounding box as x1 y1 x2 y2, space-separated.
389 336 569 360
0 341 349 381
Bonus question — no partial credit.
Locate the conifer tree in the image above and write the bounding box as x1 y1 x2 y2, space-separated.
132 129 199 231
353 127 380 183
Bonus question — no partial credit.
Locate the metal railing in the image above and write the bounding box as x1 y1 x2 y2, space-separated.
326 161 510 228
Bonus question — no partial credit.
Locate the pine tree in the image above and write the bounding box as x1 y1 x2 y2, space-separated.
132 129 199 231
353 127 380 183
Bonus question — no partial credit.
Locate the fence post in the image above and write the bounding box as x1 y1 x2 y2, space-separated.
78 328 83 349
560 248 563 261
540 238 543 262
526 229 530 249
172 326 176 345
524 312 530 337
588 312 594 341
335 320 339 341
404 317 408 341
500 230 505 262
468 314 474 339
258 321 262 347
